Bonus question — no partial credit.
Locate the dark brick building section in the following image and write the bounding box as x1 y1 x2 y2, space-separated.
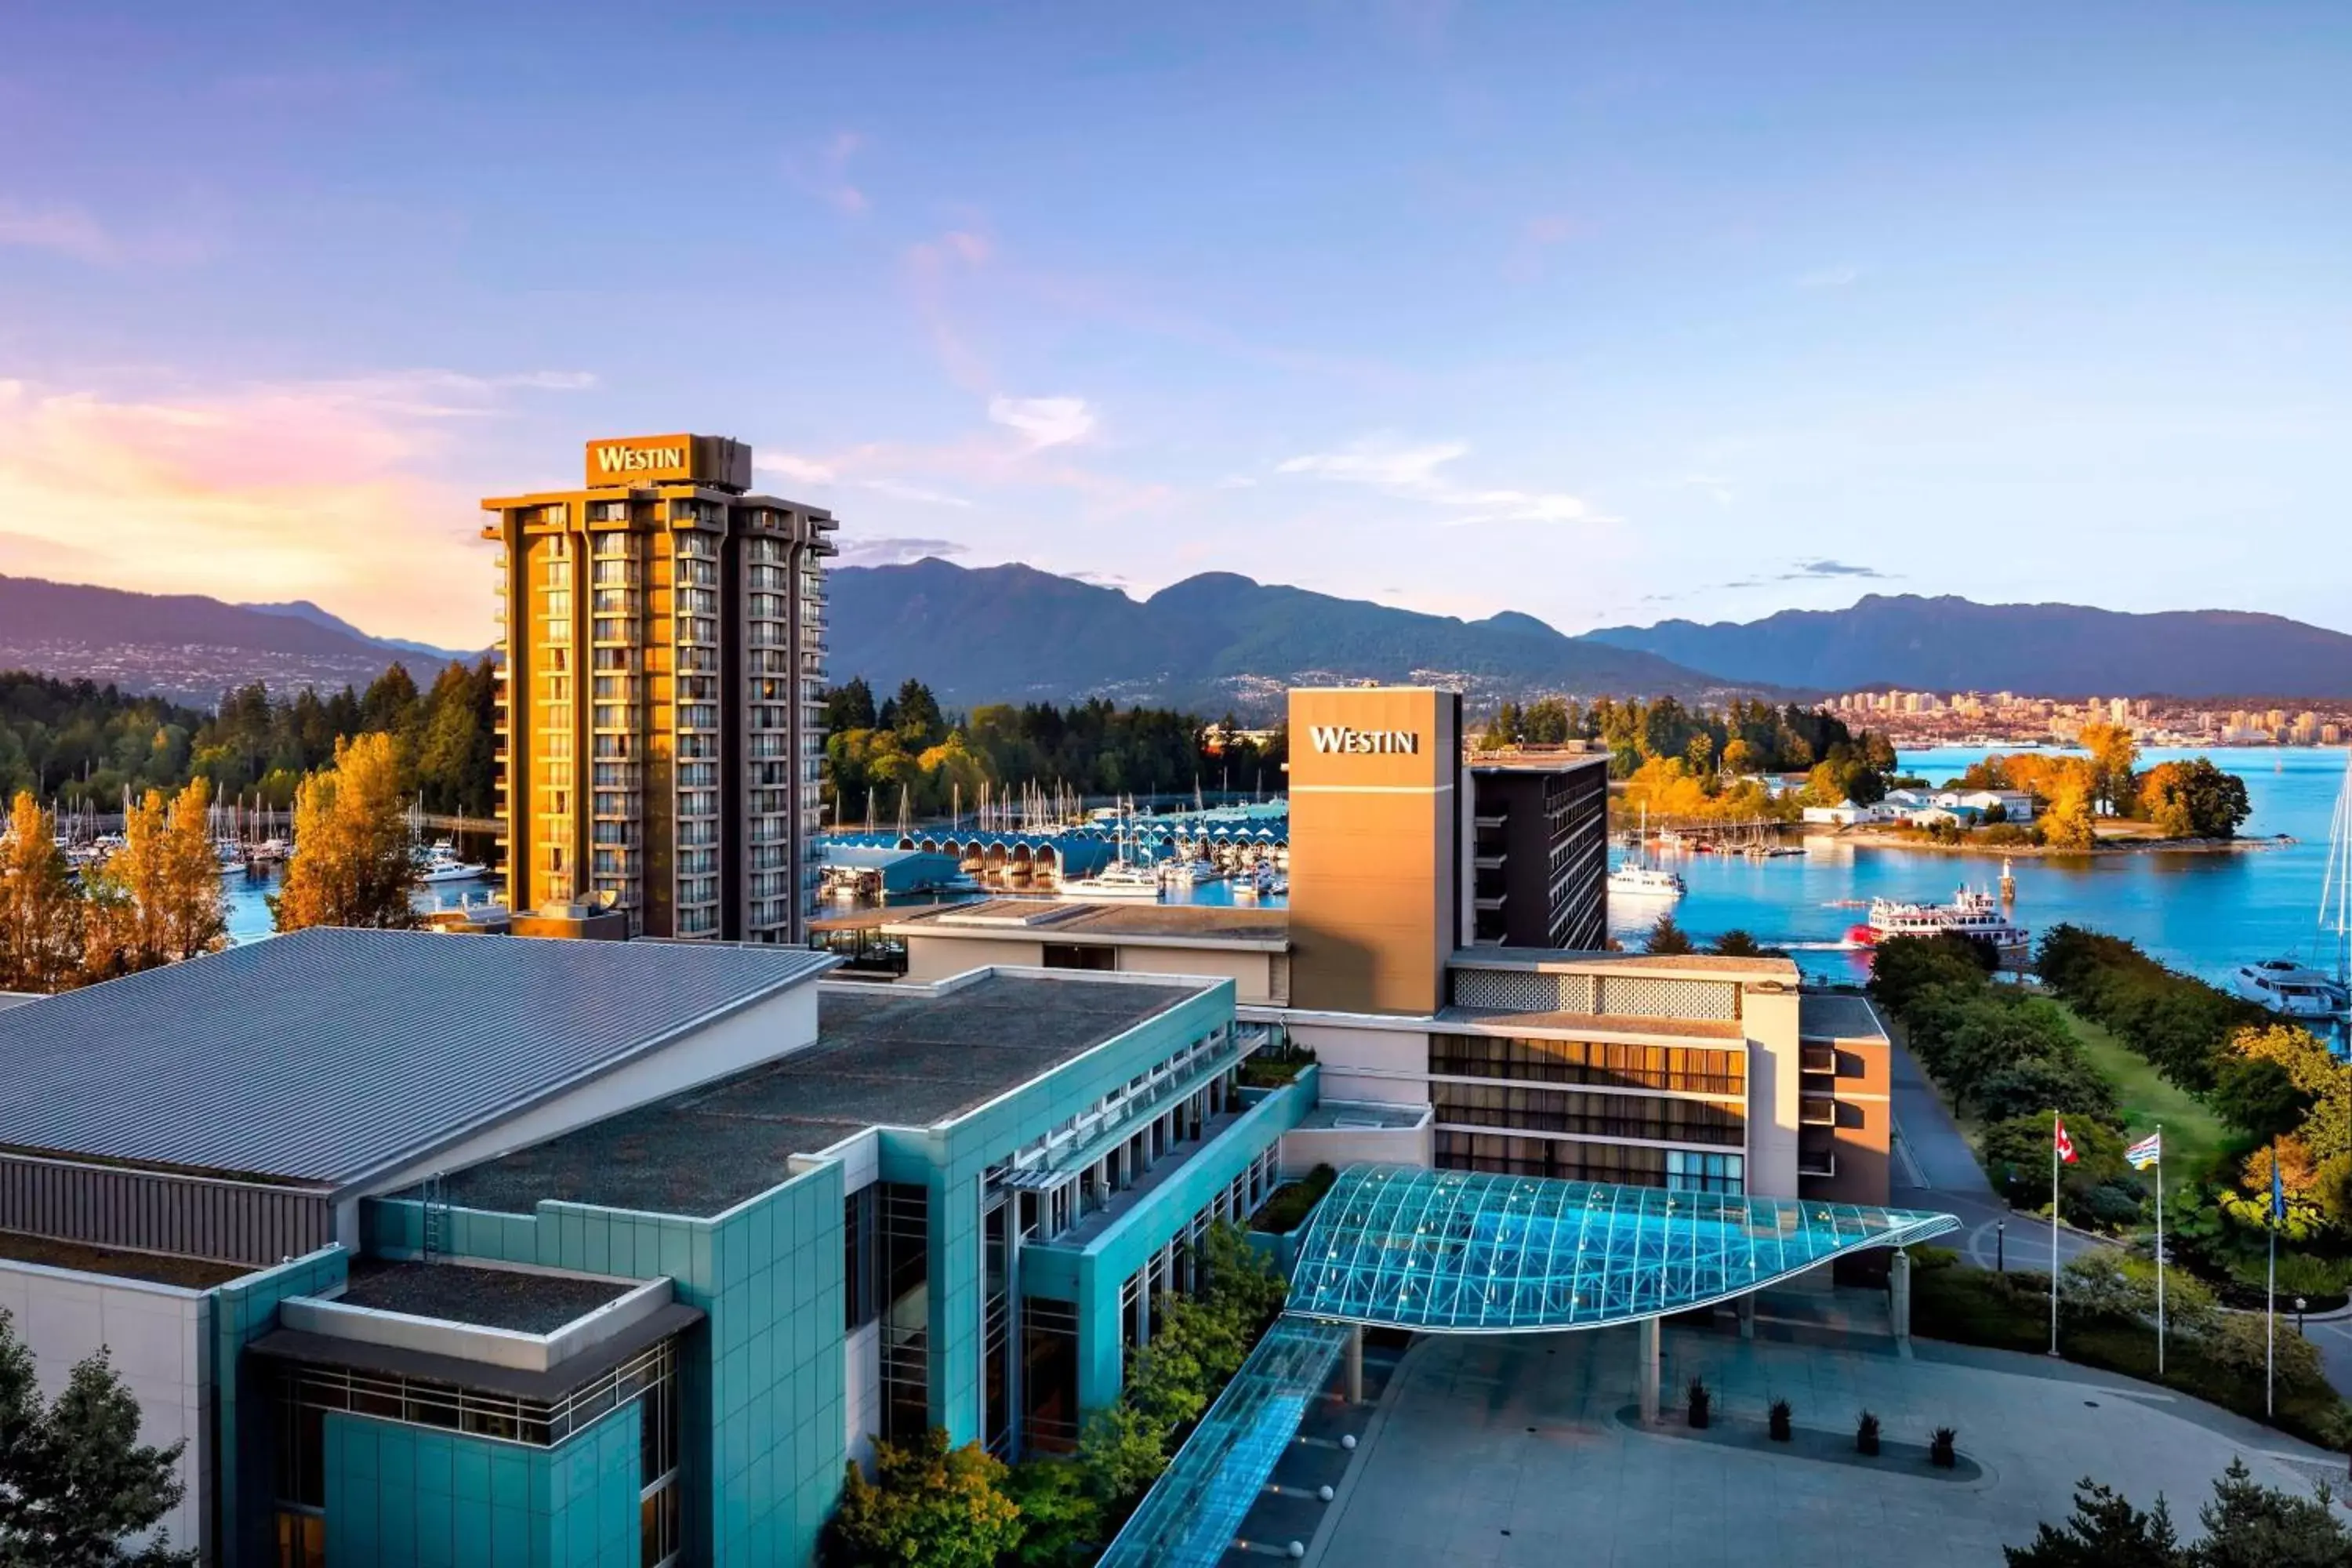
1468 756 1610 950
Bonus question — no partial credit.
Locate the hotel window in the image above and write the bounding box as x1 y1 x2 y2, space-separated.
1436 1131 1745 1194
878 1184 931 1442
1430 1081 1744 1146
1430 1035 1744 1095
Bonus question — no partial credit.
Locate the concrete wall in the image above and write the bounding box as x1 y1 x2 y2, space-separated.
1114 944 1280 1005
0 1259 212 1556
1284 1018 1434 1107
1743 986 1804 1200
1280 1117 1433 1173
903 934 1044 985
842 1320 881 1472
1287 688 1460 1014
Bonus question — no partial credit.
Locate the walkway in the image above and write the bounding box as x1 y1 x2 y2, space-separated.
1889 1040 2102 1274
1306 1324 2337 1568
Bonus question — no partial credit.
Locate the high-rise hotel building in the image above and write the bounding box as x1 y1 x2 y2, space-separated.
482 435 836 942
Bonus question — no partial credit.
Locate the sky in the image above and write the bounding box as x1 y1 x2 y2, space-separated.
2 2 2347 649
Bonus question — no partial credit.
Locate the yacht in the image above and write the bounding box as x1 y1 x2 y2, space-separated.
1064 859 1164 901
1157 857 1222 887
2232 958 2350 1022
1849 886 2029 951
1607 863 1687 898
415 840 489 884
1230 862 1281 901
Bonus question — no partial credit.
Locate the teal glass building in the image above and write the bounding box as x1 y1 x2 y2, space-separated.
0 931 1311 1566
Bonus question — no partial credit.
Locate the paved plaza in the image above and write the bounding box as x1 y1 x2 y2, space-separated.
1302 1316 2343 1568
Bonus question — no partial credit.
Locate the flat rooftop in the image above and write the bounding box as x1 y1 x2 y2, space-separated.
0 1229 254 1290
889 898 1289 946
1798 991 1890 1042
0 929 833 1188
338 1259 635 1334
435 973 1213 1218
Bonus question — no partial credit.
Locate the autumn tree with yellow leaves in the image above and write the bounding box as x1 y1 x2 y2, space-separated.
0 792 83 993
270 732 422 932
82 778 229 982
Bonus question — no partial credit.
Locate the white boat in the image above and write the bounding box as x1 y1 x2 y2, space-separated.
1610 804 1686 898
2232 958 2349 1021
2243 752 2352 1025
415 840 488 884
1607 864 1687 898
1852 886 2029 950
1158 857 1222 887
1064 860 1164 901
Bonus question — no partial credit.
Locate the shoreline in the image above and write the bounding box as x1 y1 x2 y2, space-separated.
1826 830 2292 860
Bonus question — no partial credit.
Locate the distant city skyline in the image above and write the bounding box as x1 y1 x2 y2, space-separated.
2 2 2347 647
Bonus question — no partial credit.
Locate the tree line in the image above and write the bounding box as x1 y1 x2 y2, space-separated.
1951 722 2252 848
822 677 1289 824
0 661 498 819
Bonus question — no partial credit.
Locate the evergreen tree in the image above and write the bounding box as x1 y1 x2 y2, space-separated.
1642 913 1694 956
0 1310 198 1566
2003 1477 2183 1566
271 733 422 932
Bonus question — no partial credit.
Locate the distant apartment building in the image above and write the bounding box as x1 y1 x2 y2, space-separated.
482 436 837 942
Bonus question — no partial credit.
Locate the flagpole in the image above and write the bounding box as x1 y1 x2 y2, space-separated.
2049 1112 2061 1358
2154 1123 2165 1380
2268 1140 2278 1420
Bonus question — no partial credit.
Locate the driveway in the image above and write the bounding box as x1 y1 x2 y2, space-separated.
1889 1040 2103 1275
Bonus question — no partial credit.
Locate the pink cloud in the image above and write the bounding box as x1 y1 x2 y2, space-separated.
0 374 556 646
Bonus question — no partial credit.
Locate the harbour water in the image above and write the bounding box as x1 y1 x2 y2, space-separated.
1609 746 2350 987
223 746 2346 993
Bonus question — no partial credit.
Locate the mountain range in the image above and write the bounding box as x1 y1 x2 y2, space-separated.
5 565 2350 712
825 560 1729 709
1586 594 2352 699
0 575 464 706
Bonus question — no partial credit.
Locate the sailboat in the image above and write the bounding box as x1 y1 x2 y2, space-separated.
2235 752 2352 1026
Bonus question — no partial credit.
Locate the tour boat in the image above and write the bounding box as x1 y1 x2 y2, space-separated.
1607 863 1687 898
1157 857 1223 887
1847 886 2029 950
1609 803 1686 898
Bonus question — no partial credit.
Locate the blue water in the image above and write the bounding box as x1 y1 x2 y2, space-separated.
1607 746 2350 987
227 746 2345 991
223 869 500 944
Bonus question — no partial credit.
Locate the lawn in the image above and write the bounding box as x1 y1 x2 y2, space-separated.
2048 1001 2236 1181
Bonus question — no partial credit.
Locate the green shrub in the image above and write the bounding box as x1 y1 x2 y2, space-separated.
1249 1164 1337 1234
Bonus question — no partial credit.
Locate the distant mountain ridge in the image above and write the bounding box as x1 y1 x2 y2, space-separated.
241 599 480 665
1585 593 2352 699
826 558 1737 709
0 575 456 706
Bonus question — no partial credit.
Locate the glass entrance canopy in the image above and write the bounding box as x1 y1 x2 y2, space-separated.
1287 1163 1960 1332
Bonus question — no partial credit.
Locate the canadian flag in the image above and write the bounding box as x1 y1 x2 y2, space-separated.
2053 1115 2078 1164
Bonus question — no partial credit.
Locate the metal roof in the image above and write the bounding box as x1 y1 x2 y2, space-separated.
0 929 833 1188
1287 1163 1958 1331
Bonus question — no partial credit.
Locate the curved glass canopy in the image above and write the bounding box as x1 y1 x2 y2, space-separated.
1287 1163 1960 1332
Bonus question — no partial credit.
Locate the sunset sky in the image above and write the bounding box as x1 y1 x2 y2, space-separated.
4 2 2348 648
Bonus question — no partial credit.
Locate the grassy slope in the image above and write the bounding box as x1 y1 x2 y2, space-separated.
2049 1001 2237 1182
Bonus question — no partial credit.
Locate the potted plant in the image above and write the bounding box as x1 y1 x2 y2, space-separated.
1769 1398 1792 1442
1856 1410 1881 1456
1929 1426 1957 1468
1686 1377 1711 1430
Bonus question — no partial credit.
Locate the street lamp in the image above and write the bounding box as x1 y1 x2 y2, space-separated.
1995 1220 2005 1274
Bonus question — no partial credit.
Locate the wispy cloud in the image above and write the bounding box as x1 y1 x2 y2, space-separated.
786 130 872 216
859 479 975 508
0 371 576 645
1678 474 1736 507
833 535 967 567
0 201 121 264
989 394 1095 451
1276 435 1609 528
1787 557 1889 579
1795 263 1861 289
